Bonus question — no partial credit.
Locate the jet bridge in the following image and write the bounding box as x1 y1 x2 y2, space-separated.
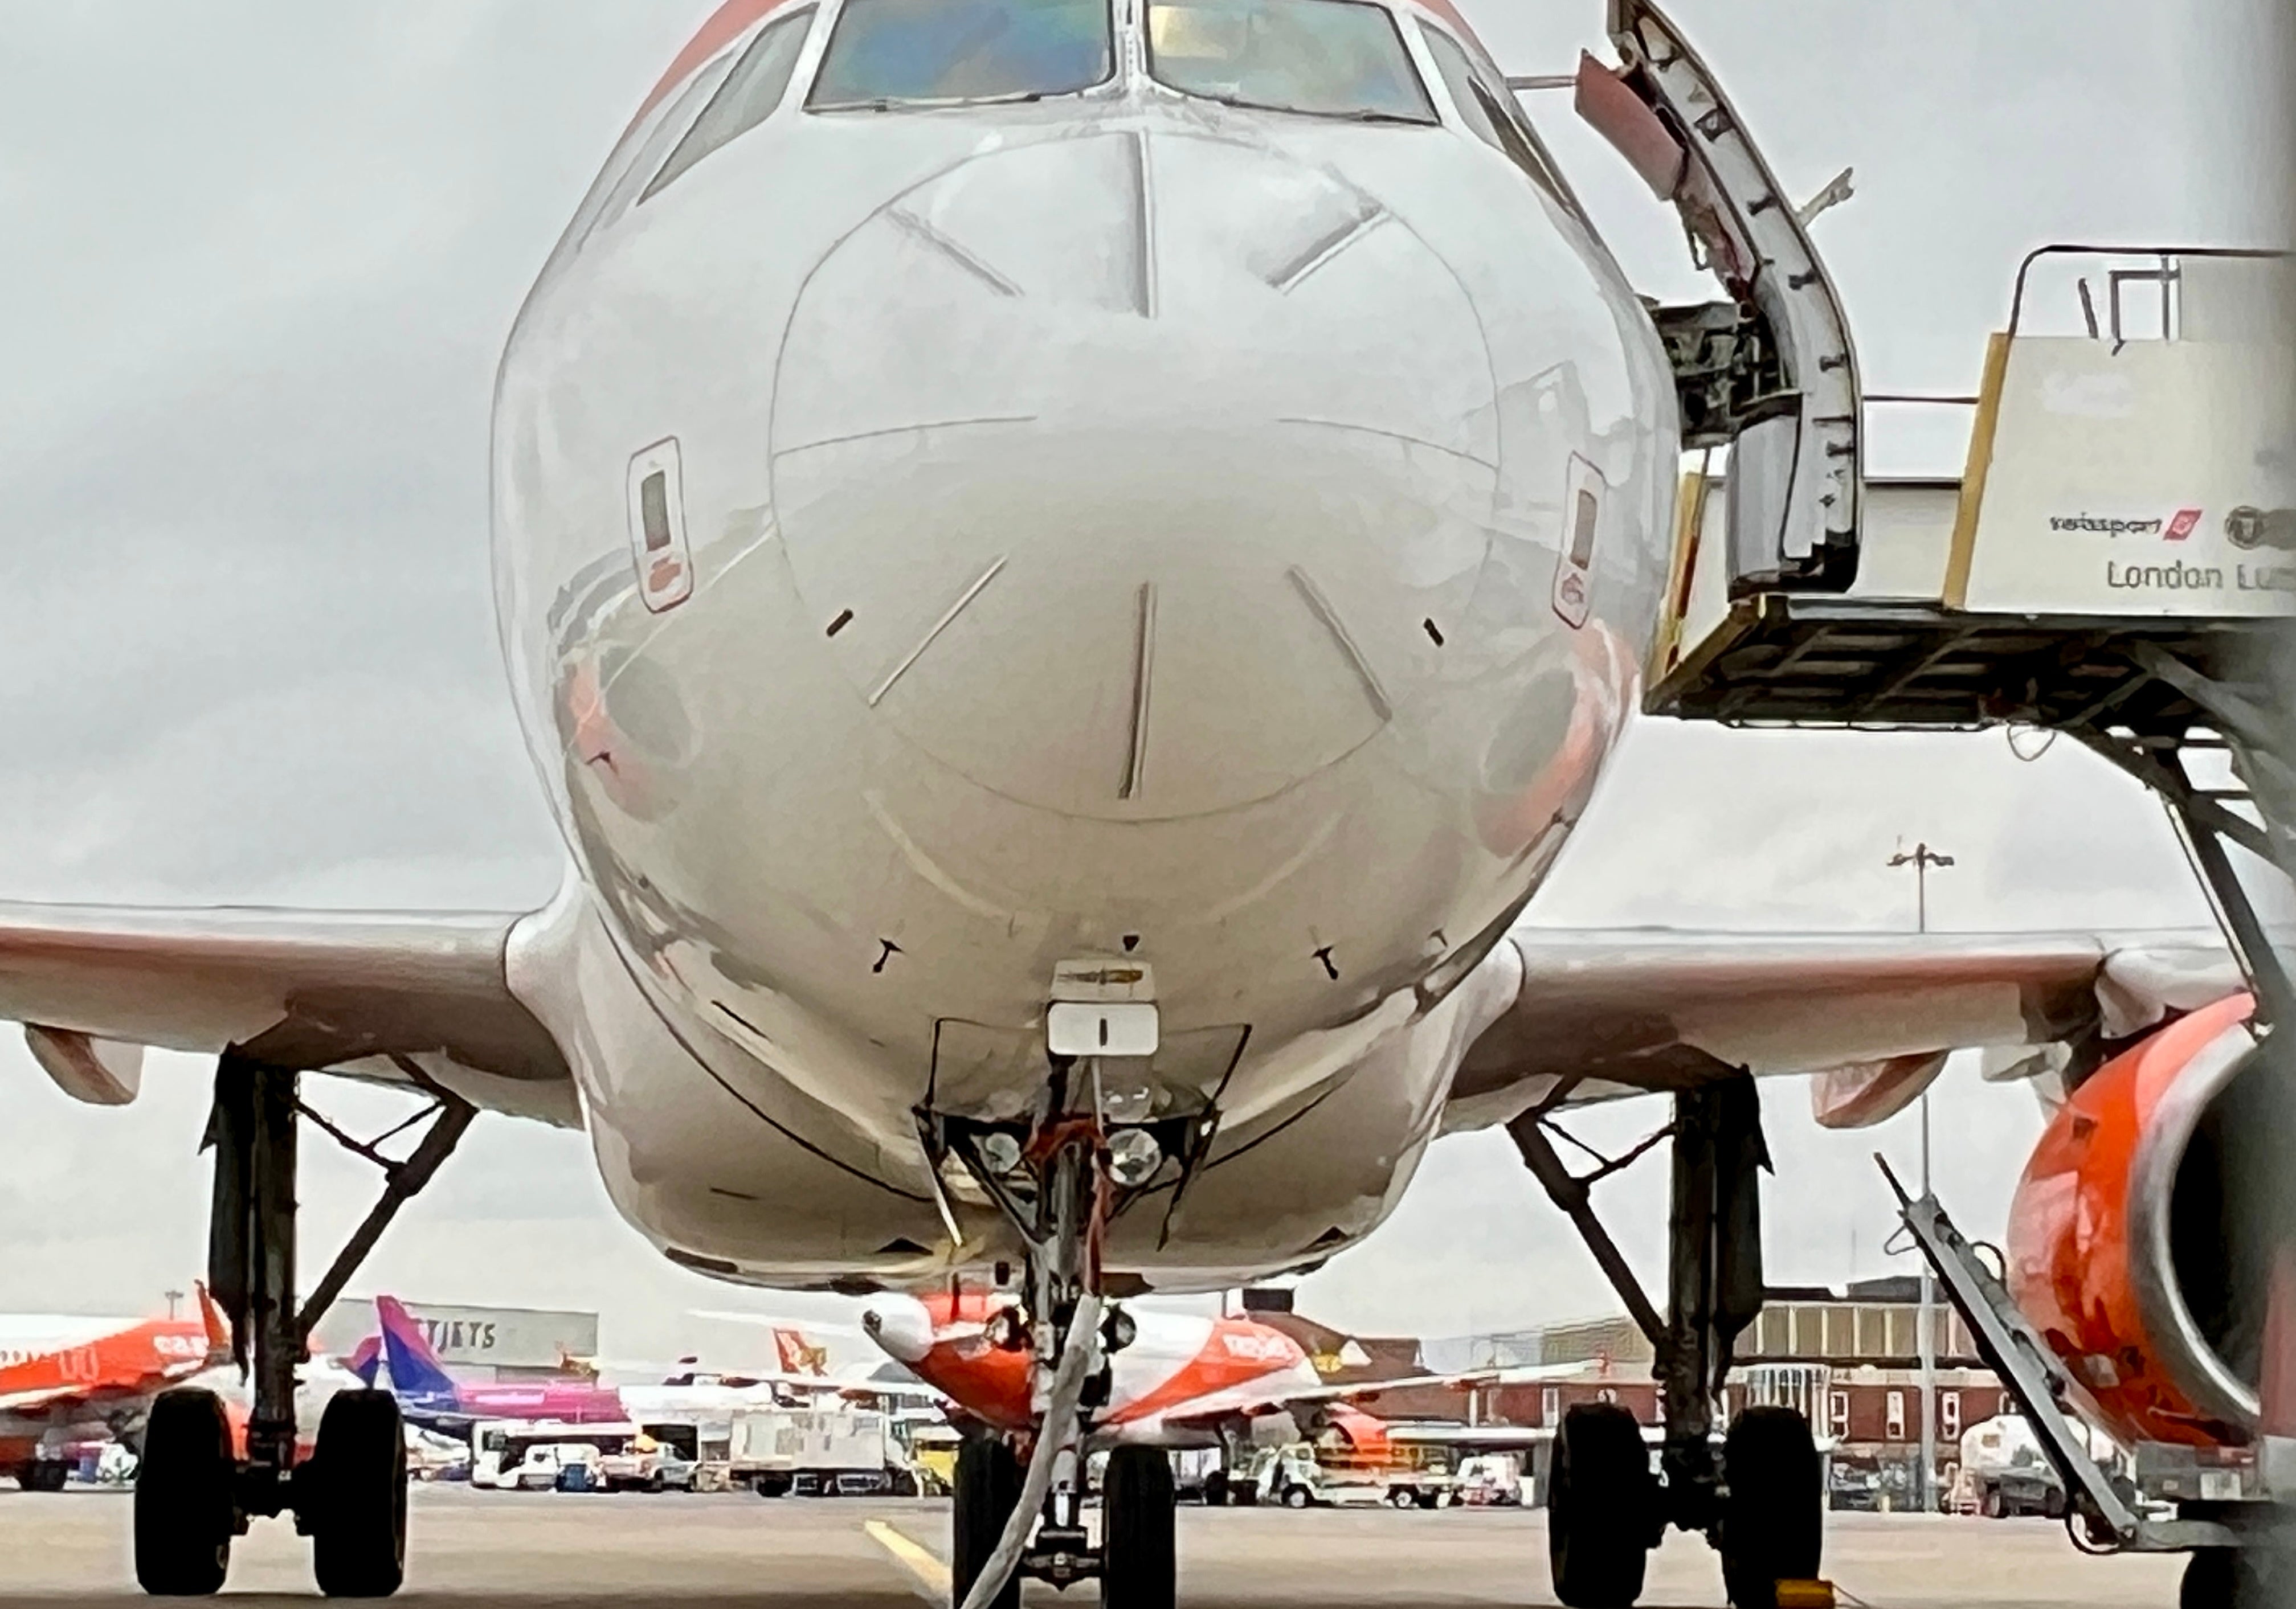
1647 244 2296 1020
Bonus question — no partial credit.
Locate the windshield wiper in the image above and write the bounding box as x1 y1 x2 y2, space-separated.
1191 91 1431 126
812 88 1055 113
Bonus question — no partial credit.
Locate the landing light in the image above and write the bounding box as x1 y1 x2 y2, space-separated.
1106 1128 1163 1188
979 1132 1024 1177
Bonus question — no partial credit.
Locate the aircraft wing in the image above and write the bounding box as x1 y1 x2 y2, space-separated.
0 900 575 1125
1144 1369 1507 1434
1445 926 2249 1133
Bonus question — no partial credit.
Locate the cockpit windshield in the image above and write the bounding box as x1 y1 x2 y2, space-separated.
809 0 1116 109
1146 0 1436 124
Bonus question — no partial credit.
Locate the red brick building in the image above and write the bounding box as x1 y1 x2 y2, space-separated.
1251 1279 2013 1502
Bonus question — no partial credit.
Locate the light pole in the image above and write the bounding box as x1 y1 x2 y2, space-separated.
1889 842 1954 1512
164 1289 183 1321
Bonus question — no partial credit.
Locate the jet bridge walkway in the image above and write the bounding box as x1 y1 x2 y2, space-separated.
1646 244 2295 1020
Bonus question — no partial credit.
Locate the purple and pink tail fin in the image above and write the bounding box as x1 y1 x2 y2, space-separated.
374 1295 458 1406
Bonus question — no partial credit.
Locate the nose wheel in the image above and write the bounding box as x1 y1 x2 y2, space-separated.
930 1075 1185 1609
953 1439 1023 1609
1101 1446 1177 1609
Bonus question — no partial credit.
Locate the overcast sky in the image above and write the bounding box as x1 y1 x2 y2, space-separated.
1 1 2287 1367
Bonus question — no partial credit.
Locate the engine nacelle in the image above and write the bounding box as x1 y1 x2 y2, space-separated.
2008 993 2270 1448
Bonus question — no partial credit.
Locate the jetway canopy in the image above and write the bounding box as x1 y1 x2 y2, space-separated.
1647 247 2292 732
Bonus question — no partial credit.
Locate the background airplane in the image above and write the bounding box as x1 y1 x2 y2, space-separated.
356 1296 624 1431
0 1286 230 1491
858 1287 1499 1448
354 1295 921 1424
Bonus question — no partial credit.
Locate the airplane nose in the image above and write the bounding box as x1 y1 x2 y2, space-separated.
860 1295 935 1365
767 129 1498 821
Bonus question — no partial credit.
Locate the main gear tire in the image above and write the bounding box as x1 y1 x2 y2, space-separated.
1718 1407 1823 1609
309 1389 408 1598
1549 1403 1656 1609
134 1388 236 1596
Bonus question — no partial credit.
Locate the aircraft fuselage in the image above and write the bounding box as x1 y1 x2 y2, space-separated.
490 0 1680 1291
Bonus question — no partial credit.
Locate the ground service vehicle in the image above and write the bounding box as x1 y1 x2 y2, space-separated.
1457 1455 1526 1507
1245 1444 1451 1510
1251 1446 1390 1511
471 1422 642 1492
595 1432 701 1494
1951 1418 2067 1520
730 1407 893 1497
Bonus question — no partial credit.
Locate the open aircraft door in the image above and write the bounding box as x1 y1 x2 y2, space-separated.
1576 0 1865 596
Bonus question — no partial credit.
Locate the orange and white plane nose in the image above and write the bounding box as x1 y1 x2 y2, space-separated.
761 128 1501 821
860 1295 935 1365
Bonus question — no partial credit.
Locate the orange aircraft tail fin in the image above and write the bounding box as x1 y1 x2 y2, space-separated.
193 1280 233 1365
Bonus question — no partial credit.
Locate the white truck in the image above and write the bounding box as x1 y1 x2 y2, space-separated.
729 1406 897 1497
1245 1444 1453 1510
1953 1416 2068 1518
595 1429 702 1493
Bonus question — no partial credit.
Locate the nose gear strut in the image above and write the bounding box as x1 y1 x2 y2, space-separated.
941 1092 1175 1609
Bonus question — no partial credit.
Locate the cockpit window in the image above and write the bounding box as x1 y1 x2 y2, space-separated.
1421 26 1562 198
644 8 816 202
1146 0 1436 124
808 0 1116 109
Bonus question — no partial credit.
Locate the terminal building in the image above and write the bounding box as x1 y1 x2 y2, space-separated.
1258 1281 2010 1504
308 1299 600 1385
1436 1280 2007 1491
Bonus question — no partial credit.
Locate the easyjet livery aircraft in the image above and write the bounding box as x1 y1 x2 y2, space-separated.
0 1 2255 1606
0 1289 230 1492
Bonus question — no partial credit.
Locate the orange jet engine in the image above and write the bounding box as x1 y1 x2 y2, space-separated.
2008 993 2273 1449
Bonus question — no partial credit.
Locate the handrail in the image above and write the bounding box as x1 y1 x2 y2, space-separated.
2005 243 2286 339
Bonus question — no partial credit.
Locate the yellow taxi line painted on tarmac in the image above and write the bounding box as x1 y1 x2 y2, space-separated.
864 1519 952 1602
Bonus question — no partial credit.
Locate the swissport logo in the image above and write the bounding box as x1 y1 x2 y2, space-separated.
2050 509 2204 541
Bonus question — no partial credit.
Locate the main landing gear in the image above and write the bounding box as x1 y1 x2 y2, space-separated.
1510 1071 1823 1609
930 1094 1177 1609
134 1052 472 1598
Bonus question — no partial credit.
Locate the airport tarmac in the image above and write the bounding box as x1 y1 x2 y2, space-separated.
0 1487 2186 1608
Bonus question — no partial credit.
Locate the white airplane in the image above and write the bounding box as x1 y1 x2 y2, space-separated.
0 1 2248 1606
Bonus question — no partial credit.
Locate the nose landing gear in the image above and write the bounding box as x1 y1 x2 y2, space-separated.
134 1053 472 1598
933 1104 1177 1609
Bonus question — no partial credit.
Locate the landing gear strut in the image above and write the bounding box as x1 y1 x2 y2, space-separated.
134 1052 472 1598
931 1084 1176 1609
1511 1071 1820 1609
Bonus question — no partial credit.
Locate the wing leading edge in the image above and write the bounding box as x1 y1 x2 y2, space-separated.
1444 925 2250 1134
0 900 574 1125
